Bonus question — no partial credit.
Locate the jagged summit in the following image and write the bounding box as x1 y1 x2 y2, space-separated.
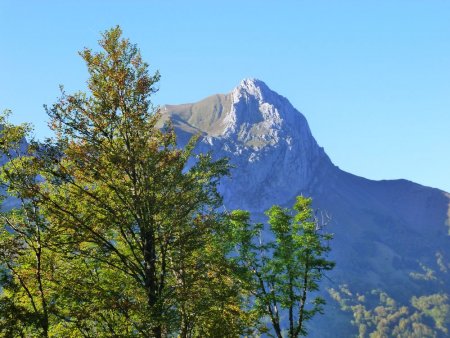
223 78 312 144
233 78 272 100
162 79 332 210
232 78 292 113
163 79 317 147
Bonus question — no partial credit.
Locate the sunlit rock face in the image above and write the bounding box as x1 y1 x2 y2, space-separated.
162 79 450 337
163 78 332 211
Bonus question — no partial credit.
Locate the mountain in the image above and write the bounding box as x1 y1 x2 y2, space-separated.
161 79 332 211
162 79 450 336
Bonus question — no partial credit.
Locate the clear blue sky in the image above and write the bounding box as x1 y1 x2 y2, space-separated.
1 1 449 192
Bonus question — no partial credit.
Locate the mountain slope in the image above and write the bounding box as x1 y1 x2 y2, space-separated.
162 79 450 336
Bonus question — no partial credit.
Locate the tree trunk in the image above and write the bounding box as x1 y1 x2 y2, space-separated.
143 230 162 338
271 304 283 338
295 262 309 337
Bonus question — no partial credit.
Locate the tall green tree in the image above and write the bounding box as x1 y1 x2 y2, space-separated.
40 25 241 337
0 27 248 337
230 196 335 337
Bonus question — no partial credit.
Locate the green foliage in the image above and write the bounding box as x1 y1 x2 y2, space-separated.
410 262 437 281
329 285 448 338
412 294 450 334
230 196 335 337
330 285 450 337
0 27 248 337
0 27 335 337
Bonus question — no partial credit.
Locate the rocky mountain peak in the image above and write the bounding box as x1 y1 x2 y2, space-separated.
222 79 313 147
187 79 330 209
233 78 271 101
160 80 334 209
161 79 333 209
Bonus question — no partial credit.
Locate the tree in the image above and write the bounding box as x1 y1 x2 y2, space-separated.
0 26 335 337
0 27 247 337
230 196 335 337
0 114 67 338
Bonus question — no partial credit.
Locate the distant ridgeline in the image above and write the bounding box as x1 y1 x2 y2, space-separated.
161 79 450 337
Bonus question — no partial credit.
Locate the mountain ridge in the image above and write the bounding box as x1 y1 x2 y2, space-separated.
161 79 450 336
